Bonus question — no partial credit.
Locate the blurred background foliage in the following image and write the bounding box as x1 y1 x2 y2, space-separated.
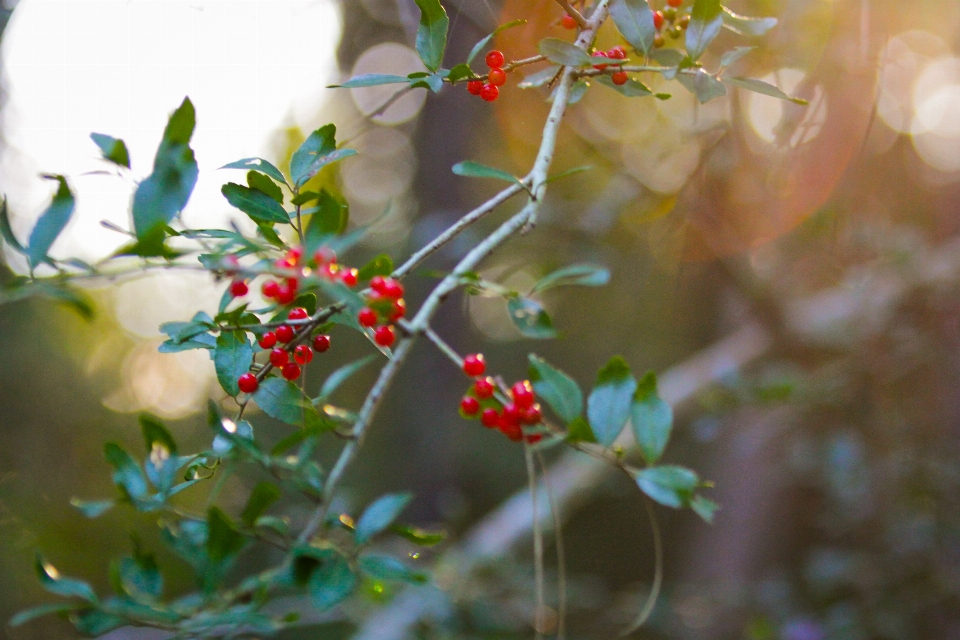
2 0 960 638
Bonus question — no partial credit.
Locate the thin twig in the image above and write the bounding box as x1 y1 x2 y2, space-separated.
554 0 589 29
525 445 545 640
538 449 567 640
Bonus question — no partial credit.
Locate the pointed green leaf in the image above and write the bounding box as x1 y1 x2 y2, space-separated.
452 161 523 186
391 525 446 546
566 416 597 443
631 371 673 464
358 554 426 583
214 330 254 397
719 46 755 68
310 555 356 611
319 355 376 400
118 541 162 601
303 189 349 252
253 378 321 427
635 465 698 508
355 493 412 544
140 413 177 456
27 175 74 268
10 603 81 627
609 0 656 55
71 609 125 636
528 354 582 423
90 133 130 168
104 442 149 500
587 356 637 446
595 74 655 97
725 76 808 104
721 6 777 36
357 254 394 283
331 73 410 88
413 0 449 72
685 0 723 61
466 19 527 65
207 507 247 563
538 37 592 67
221 183 289 225
519 65 562 89
0 197 25 253
69 498 115 518
220 157 288 185
247 170 283 204
290 124 356 187
531 263 610 293
241 482 282 527
677 68 727 103
691 494 719 523
507 297 557 339
35 554 97 602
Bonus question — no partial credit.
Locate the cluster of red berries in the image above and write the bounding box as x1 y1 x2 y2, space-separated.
227 245 360 306
458 354 543 443
357 275 405 347
653 0 690 46
592 45 630 85
236 306 333 394
466 50 508 103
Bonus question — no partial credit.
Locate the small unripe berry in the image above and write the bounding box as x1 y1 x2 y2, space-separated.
374 325 396 347
667 25 682 39
521 404 542 425
358 307 378 327
463 354 486 377
461 396 480 415
258 332 278 349
270 348 289 367
511 381 535 409
481 408 499 427
485 50 505 68
262 280 280 299
230 280 248 297
653 10 664 30
678 14 690 28
480 84 499 102
281 362 301 380
561 13 577 29
294 344 313 365
313 334 331 353
612 71 629 85
467 80 484 95
474 377 495 398
238 373 258 394
276 325 295 343
654 33 665 48
663 6 678 20
288 307 308 321
488 68 507 87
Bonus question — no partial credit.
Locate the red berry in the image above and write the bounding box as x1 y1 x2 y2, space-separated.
288 307 308 321
358 307 378 327
285 246 303 265
276 282 297 305
461 396 480 415
313 247 336 266
609 46 627 60
561 13 577 29
499 418 523 442
313 334 331 353
276 325 295 343
262 280 280 299
511 381 535 409
294 344 313 365
488 68 507 87
592 51 609 70
341 268 358 287
485 50 505 68
258 332 277 349
480 84 499 102
463 354 486 377
238 373 258 394
521 404 542 425
653 11 664 29
612 71 629 85
474 377 495 398
667 0 682 6
501 403 521 426
389 299 406 322
370 275 387 294
281 362 301 380
467 80 484 95
525 433 543 444
381 278 404 299
230 280 248 297
481 408 499 428
270 348 289 367
374 325 396 347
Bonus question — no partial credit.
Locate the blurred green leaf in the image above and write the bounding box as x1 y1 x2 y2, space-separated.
719 46 755 68
304 190 349 252
310 555 355 611
37 283 96 320
10 603 81 627
253 378 322 427
452 161 523 186
725 76 808 104
685 0 723 61
290 124 356 187
358 555 426 583
247 170 283 204
320 355 376 400
413 0 449 72
532 263 610 293
677 68 727 103
27 175 74 269
140 413 177 457
207 507 247 564
721 6 777 36
70 498 115 518
70 609 125 636
0 197 24 253
357 254 394 282
104 442 149 501
331 73 410 88
355 493 412 545
519 65 561 89
587 356 637 446
635 465 699 508
538 38 592 67
221 183 289 225
391 525 446 546
691 494 719 523
90 132 130 168
528 354 582 423
118 541 163 601
507 297 557 339
220 157 288 186
609 0 657 55
214 330 254 397
631 371 673 464
595 74 655 97
566 416 597 443
35 554 97 602
241 482 282 528
466 19 526 65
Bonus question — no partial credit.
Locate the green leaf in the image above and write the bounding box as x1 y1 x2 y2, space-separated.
69 498 115 518
507 297 557 339
408 71 445 93
35 554 97 602
721 6 777 36
140 413 177 456
545 165 593 184
241 482 282 527
532 263 610 294
70 609 125 636
725 76 808 104
214 331 254 397
221 183 289 225
448 63 477 83
104 442 149 500
206 507 247 563
220 157 288 185
519 65 562 89
355 493 412 545
595 74 655 97
690 494 719 523
452 161 523 186
247 170 283 204
719 46 755 68
37 283 96 320
466 19 526 65
0 197 25 253
310 555 356 611
253 378 321 427
10 603 81 627
528 354 582 423
27 175 74 269
538 37 592 67
304 190 349 252
631 371 673 464
566 416 597 443
132 97 198 238
319 355 376 400
332 73 410 88
90 132 130 168
359 555 426 583
118 542 163 601
290 124 357 187
357 254 394 283
413 0 449 72
685 0 723 61
391 525 446 546
567 79 589 104
609 0 657 55
140 413 179 491
587 356 637 447
677 68 727 103
635 465 699 508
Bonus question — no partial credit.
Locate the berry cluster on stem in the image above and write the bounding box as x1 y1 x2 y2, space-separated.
357 275 405 347
467 50 510 102
458 353 544 443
